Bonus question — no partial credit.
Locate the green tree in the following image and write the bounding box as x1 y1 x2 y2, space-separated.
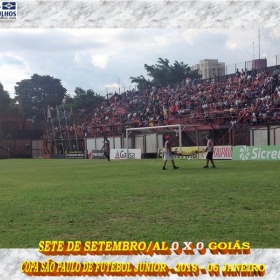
0 83 11 115
129 75 153 92
130 58 202 90
71 87 104 113
14 74 67 123
58 88 104 125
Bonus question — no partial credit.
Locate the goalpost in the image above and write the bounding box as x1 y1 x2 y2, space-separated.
126 124 182 154
125 124 201 159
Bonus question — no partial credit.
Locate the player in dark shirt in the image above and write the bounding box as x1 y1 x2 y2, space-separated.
102 137 110 161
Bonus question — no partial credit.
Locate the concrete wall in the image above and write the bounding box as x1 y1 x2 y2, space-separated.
251 126 280 146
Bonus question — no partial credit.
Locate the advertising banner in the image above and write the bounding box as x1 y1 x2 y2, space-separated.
232 145 280 160
213 146 232 159
89 150 106 159
173 146 201 160
111 149 141 160
64 151 88 159
159 146 200 159
159 146 232 160
199 146 232 160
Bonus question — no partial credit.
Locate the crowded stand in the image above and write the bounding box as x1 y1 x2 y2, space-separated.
51 68 280 139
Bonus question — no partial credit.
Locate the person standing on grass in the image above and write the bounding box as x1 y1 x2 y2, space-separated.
162 136 179 170
102 137 110 161
204 134 216 168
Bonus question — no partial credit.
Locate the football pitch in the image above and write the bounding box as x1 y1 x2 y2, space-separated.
0 158 280 249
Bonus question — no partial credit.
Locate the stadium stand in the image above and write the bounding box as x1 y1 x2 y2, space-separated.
2 65 280 159
51 68 280 141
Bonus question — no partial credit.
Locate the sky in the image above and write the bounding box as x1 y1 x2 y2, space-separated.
0 28 280 99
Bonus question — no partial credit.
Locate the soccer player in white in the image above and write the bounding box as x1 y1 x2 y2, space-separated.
162 136 179 170
204 134 216 168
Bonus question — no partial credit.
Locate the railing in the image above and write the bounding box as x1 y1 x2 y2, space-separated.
225 54 280 75
44 106 280 140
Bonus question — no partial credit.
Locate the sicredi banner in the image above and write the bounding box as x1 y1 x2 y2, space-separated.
232 145 280 160
111 149 141 160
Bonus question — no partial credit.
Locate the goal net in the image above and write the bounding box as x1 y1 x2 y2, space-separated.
126 124 183 152
125 124 204 159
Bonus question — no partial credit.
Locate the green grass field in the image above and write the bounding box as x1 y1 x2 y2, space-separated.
0 158 280 249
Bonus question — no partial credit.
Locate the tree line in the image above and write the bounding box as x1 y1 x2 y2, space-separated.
0 74 104 127
130 58 202 91
0 58 202 125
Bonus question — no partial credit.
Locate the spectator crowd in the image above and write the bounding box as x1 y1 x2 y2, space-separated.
51 67 280 138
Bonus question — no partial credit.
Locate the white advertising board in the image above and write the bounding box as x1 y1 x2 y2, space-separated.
110 149 142 160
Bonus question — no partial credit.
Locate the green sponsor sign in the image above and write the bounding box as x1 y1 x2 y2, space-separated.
232 145 280 160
